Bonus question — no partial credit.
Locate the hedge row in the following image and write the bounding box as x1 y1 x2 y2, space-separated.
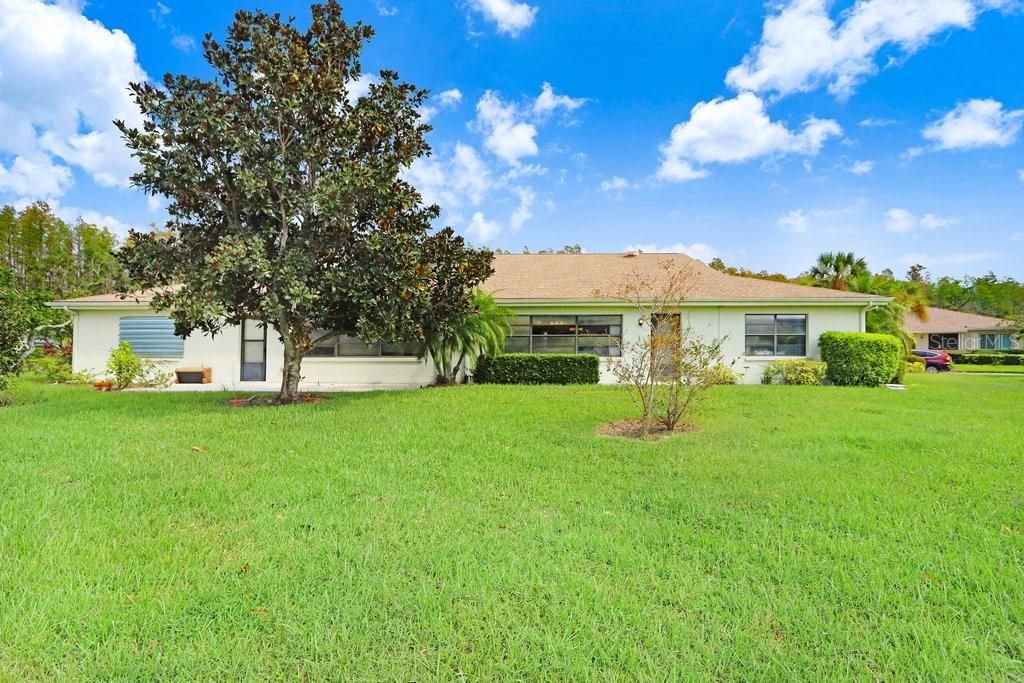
819 332 903 386
474 353 600 385
951 353 1023 366
953 348 1024 356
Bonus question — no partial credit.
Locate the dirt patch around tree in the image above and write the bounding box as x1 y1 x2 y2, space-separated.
226 394 330 408
597 419 700 441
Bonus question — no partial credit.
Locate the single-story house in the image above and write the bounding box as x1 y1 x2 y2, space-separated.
49 252 888 389
905 306 1018 352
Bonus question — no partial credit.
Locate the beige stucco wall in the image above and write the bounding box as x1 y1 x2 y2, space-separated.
507 303 866 384
68 302 867 389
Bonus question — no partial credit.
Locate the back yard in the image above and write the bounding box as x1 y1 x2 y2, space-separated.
1 375 1023 680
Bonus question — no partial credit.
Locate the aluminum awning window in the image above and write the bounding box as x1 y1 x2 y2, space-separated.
118 316 184 358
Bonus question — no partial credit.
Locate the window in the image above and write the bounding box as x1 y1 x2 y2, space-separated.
506 315 622 357
118 316 184 358
745 314 806 357
980 333 1013 350
310 333 417 357
928 333 959 351
240 319 267 381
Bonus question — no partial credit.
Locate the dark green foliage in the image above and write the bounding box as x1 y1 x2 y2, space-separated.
474 353 599 385
1 267 68 388
930 273 1024 320
819 332 903 386
950 353 1023 366
115 1 492 401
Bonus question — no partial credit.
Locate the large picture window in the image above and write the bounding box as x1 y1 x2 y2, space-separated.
980 333 1013 350
310 333 417 357
506 315 622 357
745 314 807 357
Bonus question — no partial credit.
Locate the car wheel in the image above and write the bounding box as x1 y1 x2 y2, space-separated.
925 365 939 374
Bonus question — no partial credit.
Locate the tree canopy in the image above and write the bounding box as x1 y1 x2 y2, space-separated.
115 1 493 401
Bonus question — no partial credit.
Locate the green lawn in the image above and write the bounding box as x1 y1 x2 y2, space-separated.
953 364 1024 374
2 375 1023 680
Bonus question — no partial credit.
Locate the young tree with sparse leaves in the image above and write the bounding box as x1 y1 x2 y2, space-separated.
596 260 731 438
115 2 492 402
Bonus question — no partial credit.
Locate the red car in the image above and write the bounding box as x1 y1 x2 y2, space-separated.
912 350 953 373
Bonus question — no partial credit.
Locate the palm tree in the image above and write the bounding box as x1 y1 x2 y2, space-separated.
809 251 869 291
849 272 930 351
422 290 512 384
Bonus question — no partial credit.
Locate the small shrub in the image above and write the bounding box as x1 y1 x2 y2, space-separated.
28 353 73 384
819 332 902 387
106 342 144 389
707 365 738 385
761 359 827 385
474 353 599 385
904 360 925 374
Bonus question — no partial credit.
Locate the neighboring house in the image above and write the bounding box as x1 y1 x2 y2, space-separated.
905 306 1018 352
48 252 887 389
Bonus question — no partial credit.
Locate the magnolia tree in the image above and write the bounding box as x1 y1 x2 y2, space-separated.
115 2 492 402
597 260 731 437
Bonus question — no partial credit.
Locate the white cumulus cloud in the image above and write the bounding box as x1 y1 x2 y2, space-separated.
466 211 501 242
657 93 841 182
847 159 875 175
921 98 1024 151
468 0 537 37
885 208 917 233
475 91 539 166
419 88 464 122
533 83 587 117
777 209 810 234
0 0 148 192
0 155 74 197
508 186 535 233
885 208 959 233
624 242 717 261
726 0 994 100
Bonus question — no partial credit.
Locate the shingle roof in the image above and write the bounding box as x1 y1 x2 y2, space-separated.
48 285 180 307
484 253 882 302
51 253 884 307
905 306 1011 334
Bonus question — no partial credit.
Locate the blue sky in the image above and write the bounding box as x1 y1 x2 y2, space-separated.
1 0 1022 278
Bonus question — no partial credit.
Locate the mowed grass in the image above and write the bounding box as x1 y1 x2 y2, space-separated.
1 375 1023 680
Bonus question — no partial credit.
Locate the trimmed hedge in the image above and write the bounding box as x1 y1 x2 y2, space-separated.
474 353 600 385
951 353 1023 366
819 332 903 387
761 359 827 385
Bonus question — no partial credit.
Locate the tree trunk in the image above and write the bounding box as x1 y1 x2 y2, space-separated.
279 345 303 403
277 313 309 404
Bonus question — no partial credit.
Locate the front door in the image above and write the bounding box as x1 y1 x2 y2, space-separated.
241 319 267 381
650 313 681 380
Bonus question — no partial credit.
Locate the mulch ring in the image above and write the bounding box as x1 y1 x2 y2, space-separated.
597 419 700 441
226 393 329 408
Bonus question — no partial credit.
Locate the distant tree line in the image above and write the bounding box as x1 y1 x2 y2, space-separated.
0 202 125 298
0 202 127 388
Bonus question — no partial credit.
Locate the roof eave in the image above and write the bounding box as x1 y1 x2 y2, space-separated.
46 300 152 310
493 296 889 307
